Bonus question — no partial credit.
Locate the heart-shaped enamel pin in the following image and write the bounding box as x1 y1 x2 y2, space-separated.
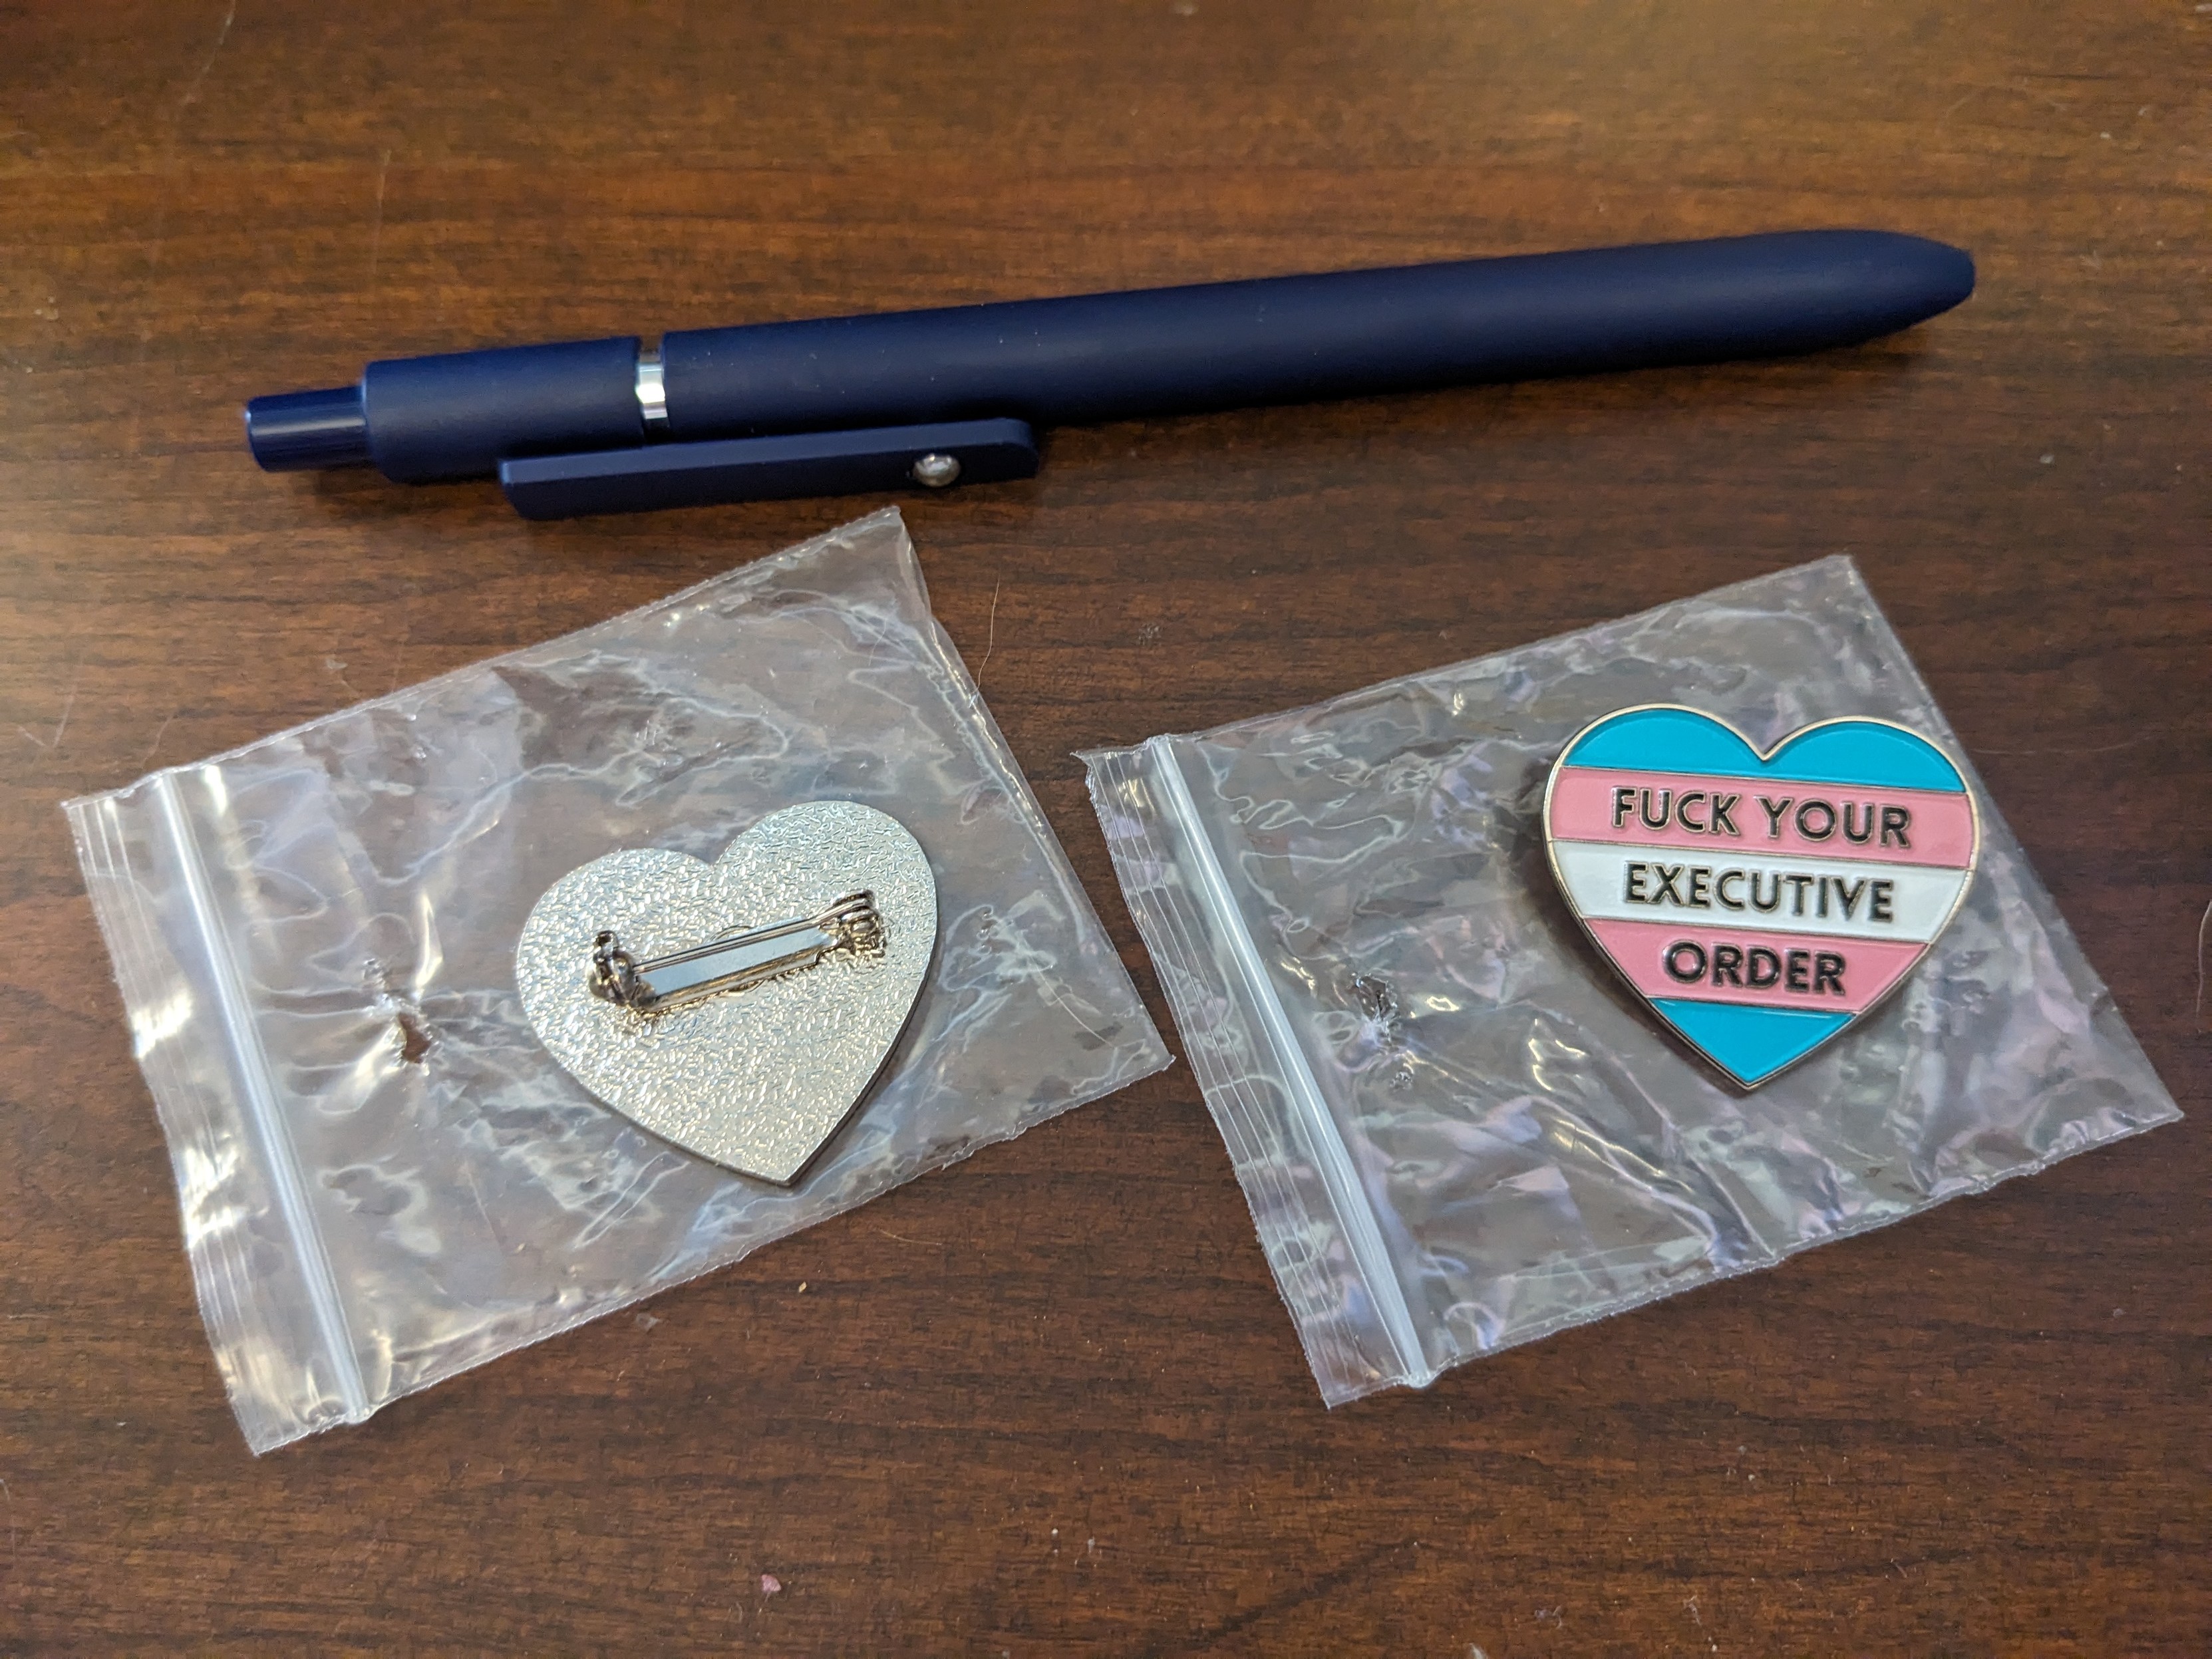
1542 707 1980 1088
515 800 936 1183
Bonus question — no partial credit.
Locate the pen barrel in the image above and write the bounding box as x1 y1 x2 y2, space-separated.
659 230 1973 440
363 335 644 482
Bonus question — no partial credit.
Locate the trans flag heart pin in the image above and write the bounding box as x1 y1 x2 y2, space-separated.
1542 707 1980 1088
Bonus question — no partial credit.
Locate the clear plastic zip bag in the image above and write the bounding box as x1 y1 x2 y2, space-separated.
1082 556 2177 1406
68 508 1168 1452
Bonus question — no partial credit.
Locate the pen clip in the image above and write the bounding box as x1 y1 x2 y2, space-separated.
498 416 1038 520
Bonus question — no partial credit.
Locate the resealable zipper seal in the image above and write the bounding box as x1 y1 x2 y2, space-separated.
72 773 376 1447
1084 739 1436 1404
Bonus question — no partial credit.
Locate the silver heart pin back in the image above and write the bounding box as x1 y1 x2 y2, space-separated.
516 800 936 1183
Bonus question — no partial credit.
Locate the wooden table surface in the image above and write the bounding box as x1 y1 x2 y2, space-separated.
3 3 2206 1652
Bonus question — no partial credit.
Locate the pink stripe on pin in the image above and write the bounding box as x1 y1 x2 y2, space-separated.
1584 919 1927 1014
1547 766 1977 868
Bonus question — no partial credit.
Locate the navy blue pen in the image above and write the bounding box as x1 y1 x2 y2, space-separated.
243 229 1973 519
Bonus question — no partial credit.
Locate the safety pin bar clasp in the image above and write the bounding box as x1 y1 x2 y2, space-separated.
589 890 885 1015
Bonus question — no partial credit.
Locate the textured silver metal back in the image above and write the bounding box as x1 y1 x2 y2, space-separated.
516 801 935 1183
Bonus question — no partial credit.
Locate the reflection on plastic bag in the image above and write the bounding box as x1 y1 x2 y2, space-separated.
1085 556 2177 1406
70 509 1168 1451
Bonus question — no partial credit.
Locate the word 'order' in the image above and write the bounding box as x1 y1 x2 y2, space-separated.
1660 941 1847 996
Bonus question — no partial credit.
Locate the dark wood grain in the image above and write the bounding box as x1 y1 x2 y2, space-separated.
3 2 2207 1652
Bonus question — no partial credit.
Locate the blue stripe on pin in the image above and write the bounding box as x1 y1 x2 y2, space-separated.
1563 708 1967 792
1648 1000 1857 1086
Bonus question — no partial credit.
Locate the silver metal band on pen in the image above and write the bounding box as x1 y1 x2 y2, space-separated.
635 349 669 435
